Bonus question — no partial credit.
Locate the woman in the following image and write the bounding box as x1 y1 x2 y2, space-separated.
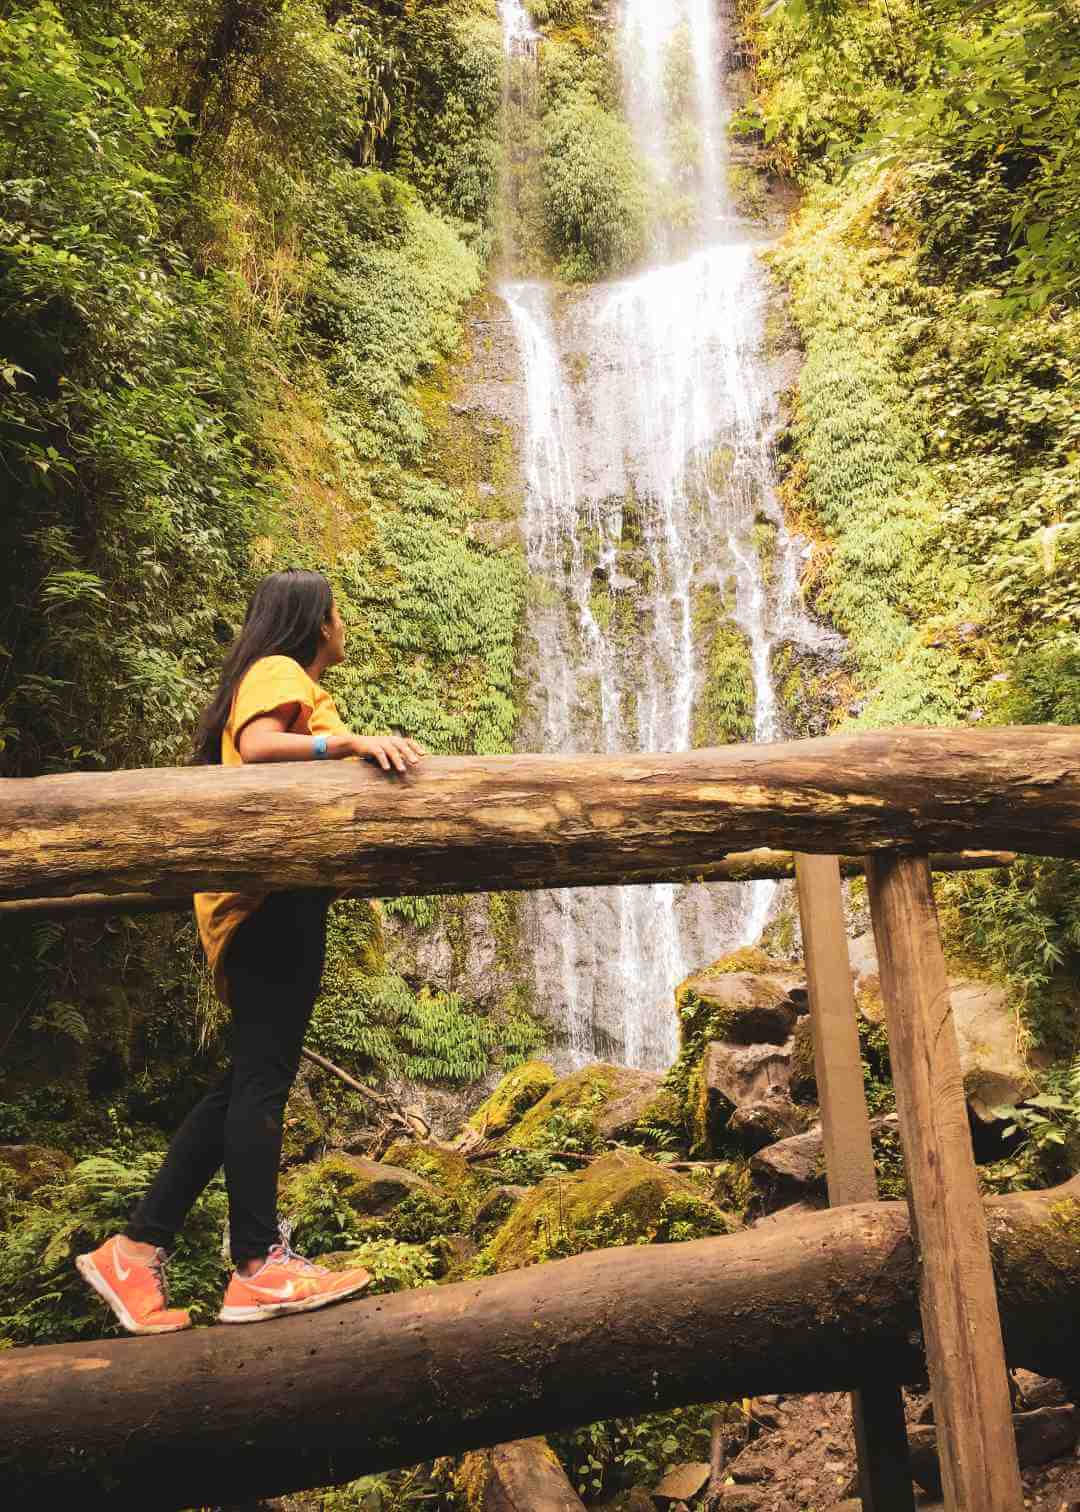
76 569 424 1333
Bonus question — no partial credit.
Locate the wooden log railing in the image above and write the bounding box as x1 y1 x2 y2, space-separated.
3 724 1078 1512
0 849 1015 919
0 725 1076 903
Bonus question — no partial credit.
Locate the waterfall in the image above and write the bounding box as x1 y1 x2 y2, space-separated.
499 0 838 1070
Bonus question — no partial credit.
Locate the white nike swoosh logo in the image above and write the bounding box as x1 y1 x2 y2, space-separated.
245 1279 296 1300
114 1244 131 1281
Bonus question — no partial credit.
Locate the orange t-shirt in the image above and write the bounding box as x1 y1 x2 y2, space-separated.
194 655 350 1004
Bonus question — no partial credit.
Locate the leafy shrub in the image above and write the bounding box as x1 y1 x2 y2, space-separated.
0 1143 227 1346
542 91 648 279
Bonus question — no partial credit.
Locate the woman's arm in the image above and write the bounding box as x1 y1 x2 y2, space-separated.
237 709 425 772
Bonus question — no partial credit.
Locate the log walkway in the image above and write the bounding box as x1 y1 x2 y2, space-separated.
0 1181 1077 1510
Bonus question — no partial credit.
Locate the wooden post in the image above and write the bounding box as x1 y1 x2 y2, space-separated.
864 853 1023 1512
794 854 914 1512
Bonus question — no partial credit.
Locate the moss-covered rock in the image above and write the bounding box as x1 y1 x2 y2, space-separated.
789 1015 818 1103
0 1144 73 1200
284 1153 438 1221
466 1059 558 1140
503 1064 666 1152
676 967 801 1048
472 1183 530 1234
477 1149 737 1271
384 1138 472 1192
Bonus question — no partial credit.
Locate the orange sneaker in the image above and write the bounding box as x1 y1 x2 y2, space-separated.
219 1239 371 1324
76 1236 192 1335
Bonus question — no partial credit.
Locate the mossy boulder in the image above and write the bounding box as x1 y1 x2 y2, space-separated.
503 1064 666 1152
465 1060 558 1140
789 1015 818 1103
284 1153 438 1220
0 1144 73 1200
382 1137 481 1228
692 1042 807 1155
478 1148 737 1272
384 1138 473 1193
729 1094 809 1153
676 964 802 1048
472 1184 530 1234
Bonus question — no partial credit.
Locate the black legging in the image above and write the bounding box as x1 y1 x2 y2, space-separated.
128 889 331 1264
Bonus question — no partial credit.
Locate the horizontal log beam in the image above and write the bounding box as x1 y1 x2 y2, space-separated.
0 849 1017 919
0 727 1075 902
1 1179 1077 1509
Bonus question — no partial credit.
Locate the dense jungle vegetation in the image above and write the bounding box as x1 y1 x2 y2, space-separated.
740 0 1080 1062
0 0 549 1152
3 0 1080 1505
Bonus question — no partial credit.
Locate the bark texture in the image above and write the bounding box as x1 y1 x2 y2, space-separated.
0 850 1015 917
1 1180 1078 1509
456 1437 586 1510
0 726 1065 903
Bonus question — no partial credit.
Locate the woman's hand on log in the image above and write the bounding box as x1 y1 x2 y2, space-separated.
351 734 426 773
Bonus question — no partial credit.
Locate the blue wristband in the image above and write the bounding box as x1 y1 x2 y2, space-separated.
312 734 329 759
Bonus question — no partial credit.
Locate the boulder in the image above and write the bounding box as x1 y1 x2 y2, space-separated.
480 1148 735 1272
749 1127 826 1206
650 1461 710 1502
750 1116 900 1209
697 1041 805 1153
703 1042 793 1109
908 1406 1078 1496
0 1144 73 1199
473 1184 529 1232
729 1092 808 1154
950 980 1035 1120
848 936 1033 1120
383 1138 474 1194
788 1016 817 1103
504 1064 667 1152
678 968 801 1046
283 1153 437 1219
465 1061 558 1141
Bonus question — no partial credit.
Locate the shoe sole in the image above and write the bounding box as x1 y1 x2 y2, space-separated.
218 1274 371 1325
75 1253 190 1336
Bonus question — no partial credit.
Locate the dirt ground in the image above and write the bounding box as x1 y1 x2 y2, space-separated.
710 1381 1080 1511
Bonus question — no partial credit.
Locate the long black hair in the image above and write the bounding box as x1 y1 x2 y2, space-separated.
193 569 333 764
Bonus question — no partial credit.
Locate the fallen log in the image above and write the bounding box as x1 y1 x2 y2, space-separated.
0 849 1016 918
1 1178 1078 1509
0 727 1072 903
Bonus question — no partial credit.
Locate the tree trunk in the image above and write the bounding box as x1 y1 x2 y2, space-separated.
1 1179 1078 1509
0 849 1014 918
0 727 1072 903
455 1438 587 1510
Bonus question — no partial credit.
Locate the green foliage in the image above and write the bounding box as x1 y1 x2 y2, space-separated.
0 1133 227 1347
753 0 1080 1057
745 0 1080 311
0 3 264 777
553 1404 730 1503
0 0 527 1127
691 582 757 745
542 90 648 280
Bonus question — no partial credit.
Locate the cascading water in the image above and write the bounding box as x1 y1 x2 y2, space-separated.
499 0 839 1069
